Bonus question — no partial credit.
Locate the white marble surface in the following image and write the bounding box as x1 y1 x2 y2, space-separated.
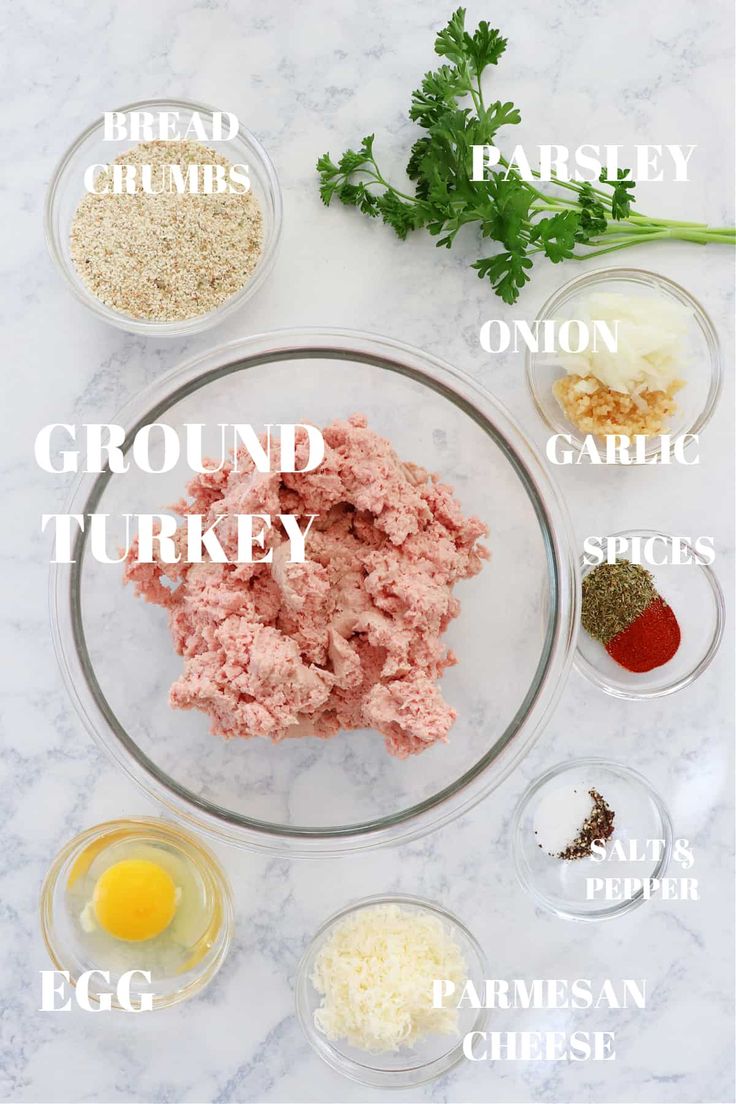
1 0 734 1101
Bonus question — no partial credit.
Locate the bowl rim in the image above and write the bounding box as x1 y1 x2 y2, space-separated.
44 96 283 337
39 816 234 1010
524 265 723 463
49 328 579 854
573 529 725 699
294 892 489 1088
511 757 674 922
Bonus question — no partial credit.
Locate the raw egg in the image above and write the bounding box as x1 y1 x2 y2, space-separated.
89 858 179 942
70 832 222 982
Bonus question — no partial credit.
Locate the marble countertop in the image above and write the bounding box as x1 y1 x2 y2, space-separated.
2 0 733 1101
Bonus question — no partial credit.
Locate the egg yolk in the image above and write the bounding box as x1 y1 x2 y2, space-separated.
93 859 177 942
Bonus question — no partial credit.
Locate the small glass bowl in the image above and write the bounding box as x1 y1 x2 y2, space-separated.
44 98 282 336
295 894 488 1088
526 267 722 463
575 530 724 699
40 817 234 1009
512 759 673 922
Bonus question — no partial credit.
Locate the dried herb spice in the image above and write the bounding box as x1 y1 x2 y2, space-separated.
557 788 615 861
581 558 681 673
581 560 657 644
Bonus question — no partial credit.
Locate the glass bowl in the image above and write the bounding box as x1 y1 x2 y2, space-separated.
40 817 234 1009
44 98 282 337
526 267 721 463
295 894 488 1088
512 759 673 922
50 329 578 854
575 530 724 699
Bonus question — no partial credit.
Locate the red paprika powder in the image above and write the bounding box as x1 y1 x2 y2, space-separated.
605 597 681 673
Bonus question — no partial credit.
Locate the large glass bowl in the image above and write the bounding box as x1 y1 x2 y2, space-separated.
45 98 282 337
51 330 578 853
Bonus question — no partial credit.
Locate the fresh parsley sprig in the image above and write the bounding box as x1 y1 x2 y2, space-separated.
317 8 734 304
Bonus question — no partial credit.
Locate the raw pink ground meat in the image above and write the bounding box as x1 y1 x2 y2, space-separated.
124 414 489 758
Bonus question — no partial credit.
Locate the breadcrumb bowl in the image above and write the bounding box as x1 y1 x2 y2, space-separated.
45 99 282 336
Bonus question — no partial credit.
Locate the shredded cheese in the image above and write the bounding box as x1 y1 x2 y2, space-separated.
311 903 468 1053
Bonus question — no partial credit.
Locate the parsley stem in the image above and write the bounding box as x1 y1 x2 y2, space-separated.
569 234 673 259
571 225 732 259
529 168 613 203
359 166 415 203
600 223 662 236
530 198 579 212
475 75 487 115
628 214 708 229
469 87 483 115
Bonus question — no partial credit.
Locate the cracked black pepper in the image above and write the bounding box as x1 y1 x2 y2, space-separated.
557 788 616 861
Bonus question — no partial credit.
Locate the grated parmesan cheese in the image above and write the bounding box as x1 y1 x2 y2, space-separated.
311 903 468 1053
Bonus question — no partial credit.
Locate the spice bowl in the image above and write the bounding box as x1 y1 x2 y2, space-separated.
40 817 234 1009
512 759 673 922
45 98 282 336
526 267 722 463
295 894 488 1088
575 530 724 699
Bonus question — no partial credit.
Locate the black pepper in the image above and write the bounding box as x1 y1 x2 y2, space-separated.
556 788 615 860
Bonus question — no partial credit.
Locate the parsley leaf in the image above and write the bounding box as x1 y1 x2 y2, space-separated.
433 7 470 67
473 252 533 304
599 168 636 219
464 20 508 72
316 9 734 304
530 210 579 262
575 183 608 240
410 65 467 127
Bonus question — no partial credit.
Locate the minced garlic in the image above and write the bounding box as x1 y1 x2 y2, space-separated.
311 903 467 1052
554 374 683 437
